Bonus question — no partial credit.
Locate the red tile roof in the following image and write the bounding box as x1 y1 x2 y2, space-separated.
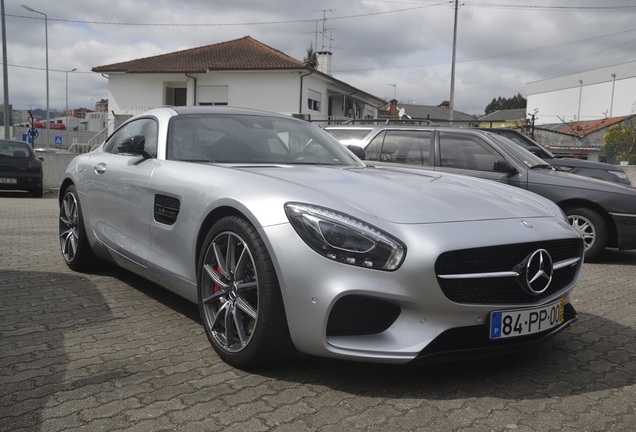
92 36 306 73
556 116 632 137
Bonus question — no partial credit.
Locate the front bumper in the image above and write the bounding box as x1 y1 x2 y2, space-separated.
412 302 577 364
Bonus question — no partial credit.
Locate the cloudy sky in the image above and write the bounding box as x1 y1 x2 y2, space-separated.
2 0 636 117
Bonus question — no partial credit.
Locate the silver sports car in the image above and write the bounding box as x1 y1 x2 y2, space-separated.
58 107 584 368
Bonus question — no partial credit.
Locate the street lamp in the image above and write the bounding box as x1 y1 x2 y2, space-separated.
21 4 49 149
66 68 76 148
577 80 583 121
610 73 617 118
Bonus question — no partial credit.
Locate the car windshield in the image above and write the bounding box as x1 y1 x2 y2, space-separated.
0 141 30 158
490 130 556 159
168 114 362 166
492 135 554 170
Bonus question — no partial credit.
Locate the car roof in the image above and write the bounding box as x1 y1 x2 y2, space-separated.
166 105 296 119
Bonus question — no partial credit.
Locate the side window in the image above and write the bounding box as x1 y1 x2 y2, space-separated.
365 131 385 161
383 130 431 166
103 118 158 158
439 133 505 172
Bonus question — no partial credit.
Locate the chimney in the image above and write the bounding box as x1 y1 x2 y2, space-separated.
316 51 332 75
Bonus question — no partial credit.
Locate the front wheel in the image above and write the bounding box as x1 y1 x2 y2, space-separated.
565 207 607 261
197 216 292 369
59 185 98 270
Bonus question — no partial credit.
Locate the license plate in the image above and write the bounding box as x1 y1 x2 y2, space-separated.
490 299 564 339
0 178 17 184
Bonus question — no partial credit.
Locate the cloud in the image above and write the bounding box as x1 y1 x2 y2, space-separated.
3 0 636 116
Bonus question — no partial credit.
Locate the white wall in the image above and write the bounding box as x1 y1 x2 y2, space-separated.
105 70 381 124
108 74 177 114
194 71 303 114
527 61 636 125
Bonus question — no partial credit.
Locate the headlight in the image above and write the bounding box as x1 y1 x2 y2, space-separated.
284 202 405 270
607 170 629 181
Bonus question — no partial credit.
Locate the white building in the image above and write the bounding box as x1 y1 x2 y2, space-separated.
92 36 386 135
527 61 636 125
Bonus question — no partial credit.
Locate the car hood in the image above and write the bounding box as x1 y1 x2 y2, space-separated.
526 166 636 192
547 157 622 170
239 164 560 224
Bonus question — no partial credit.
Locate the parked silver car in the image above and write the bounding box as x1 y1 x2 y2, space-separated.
325 124 636 261
59 107 584 368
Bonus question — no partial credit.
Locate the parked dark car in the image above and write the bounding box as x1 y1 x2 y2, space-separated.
0 140 43 197
476 128 631 185
325 125 636 261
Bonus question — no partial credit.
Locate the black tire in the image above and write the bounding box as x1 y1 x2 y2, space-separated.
197 216 292 369
59 185 98 271
565 207 607 262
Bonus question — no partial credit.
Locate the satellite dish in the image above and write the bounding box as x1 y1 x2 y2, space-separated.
398 108 405 118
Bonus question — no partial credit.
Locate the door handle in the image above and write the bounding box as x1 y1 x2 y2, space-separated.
94 162 107 174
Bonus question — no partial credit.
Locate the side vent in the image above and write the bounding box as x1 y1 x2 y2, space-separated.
154 194 180 225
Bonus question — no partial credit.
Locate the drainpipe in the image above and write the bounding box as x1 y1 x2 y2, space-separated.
186 74 197 106
299 70 314 115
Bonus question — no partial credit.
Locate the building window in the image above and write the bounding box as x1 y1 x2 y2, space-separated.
307 89 322 112
166 87 187 106
198 85 229 106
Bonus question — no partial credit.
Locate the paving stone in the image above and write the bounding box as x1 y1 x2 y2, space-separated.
1 194 635 431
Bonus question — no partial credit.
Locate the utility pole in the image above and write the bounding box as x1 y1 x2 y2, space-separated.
1 0 9 139
449 0 459 123
448 0 459 126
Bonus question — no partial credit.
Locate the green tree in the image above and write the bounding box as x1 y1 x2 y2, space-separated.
603 123 636 164
484 93 527 114
303 45 318 68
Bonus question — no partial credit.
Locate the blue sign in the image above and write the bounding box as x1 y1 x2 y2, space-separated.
28 128 39 139
54 136 63 145
22 133 33 144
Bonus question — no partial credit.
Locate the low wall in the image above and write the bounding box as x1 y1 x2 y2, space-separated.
40 154 77 193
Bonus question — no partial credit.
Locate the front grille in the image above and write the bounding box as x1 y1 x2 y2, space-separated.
326 295 401 336
435 239 583 304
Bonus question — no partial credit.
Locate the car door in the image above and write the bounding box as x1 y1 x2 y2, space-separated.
434 130 518 185
84 117 159 265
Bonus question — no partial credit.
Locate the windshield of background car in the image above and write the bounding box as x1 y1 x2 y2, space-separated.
167 114 361 166
492 135 553 169
0 141 31 158
489 130 555 158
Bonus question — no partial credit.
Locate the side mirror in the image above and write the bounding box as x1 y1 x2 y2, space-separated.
117 135 150 159
347 145 365 160
493 159 517 174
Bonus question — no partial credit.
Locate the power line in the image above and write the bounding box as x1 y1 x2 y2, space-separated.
7 3 449 28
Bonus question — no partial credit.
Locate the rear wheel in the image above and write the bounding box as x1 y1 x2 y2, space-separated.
59 185 98 270
198 216 292 369
565 207 607 261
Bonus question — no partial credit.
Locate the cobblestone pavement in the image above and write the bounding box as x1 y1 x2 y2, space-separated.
1 192 635 432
